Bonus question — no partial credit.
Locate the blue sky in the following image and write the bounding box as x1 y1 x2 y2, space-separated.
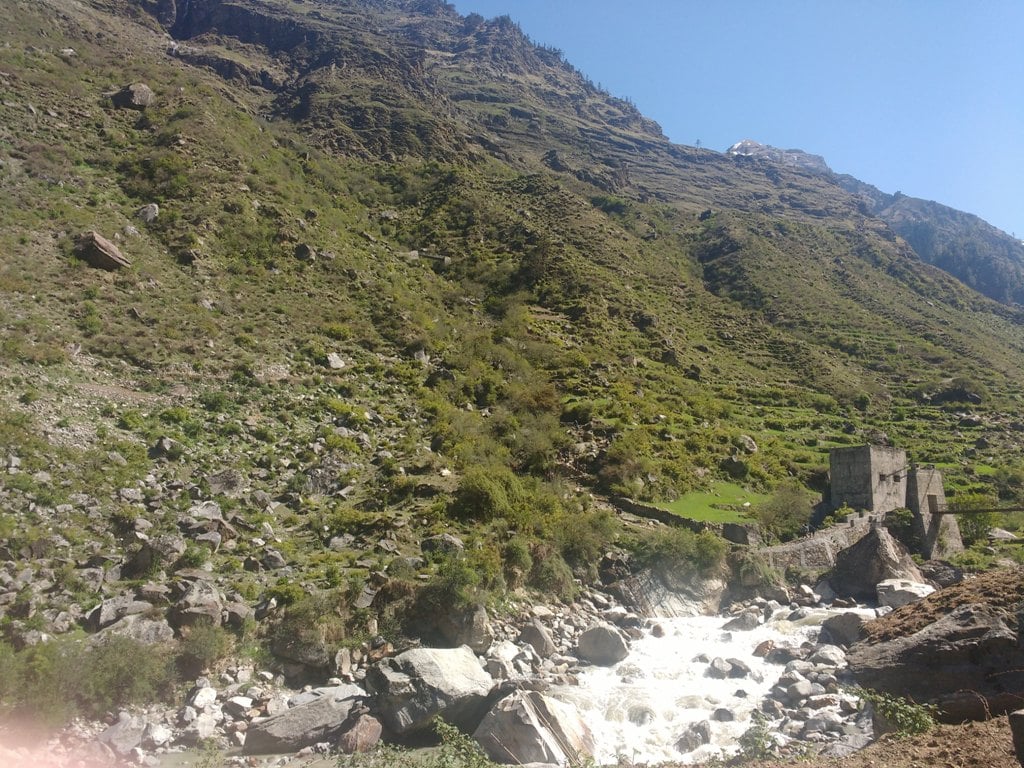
450 1 1024 238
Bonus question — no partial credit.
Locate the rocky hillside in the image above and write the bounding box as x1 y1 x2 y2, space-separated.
3 0 1024 750
837 175 1024 305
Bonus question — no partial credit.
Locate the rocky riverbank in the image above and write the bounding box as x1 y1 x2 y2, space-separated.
0 578 884 767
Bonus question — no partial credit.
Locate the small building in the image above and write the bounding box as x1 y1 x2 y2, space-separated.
829 445 907 514
828 444 962 559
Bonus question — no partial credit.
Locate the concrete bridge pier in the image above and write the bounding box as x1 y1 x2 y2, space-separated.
907 468 963 559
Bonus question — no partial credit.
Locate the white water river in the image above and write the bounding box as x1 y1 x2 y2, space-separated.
553 608 848 764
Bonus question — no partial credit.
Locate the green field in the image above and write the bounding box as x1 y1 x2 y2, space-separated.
654 483 767 523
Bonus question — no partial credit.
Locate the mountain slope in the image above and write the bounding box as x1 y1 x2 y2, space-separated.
2 0 1024 717
838 175 1024 305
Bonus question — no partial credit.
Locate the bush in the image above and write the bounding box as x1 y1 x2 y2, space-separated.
853 687 936 737
884 507 920 551
527 543 577 601
729 547 782 589
417 553 483 612
2 636 175 724
448 465 526 522
752 481 813 542
949 493 999 545
501 537 533 589
344 718 498 768
630 527 727 578
552 507 616 573
177 621 234 675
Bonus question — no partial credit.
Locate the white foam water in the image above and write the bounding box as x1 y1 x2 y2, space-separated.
552 610 835 764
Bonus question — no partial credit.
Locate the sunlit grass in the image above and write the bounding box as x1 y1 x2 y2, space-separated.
655 482 767 524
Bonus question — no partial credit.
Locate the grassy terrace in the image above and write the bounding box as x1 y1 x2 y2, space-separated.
653 482 768 524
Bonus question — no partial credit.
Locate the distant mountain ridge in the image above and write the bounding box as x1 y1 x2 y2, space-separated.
726 139 832 175
838 176 1024 306
725 139 1024 306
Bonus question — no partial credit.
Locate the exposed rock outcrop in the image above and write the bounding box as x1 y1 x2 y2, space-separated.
827 527 924 602
848 603 1024 721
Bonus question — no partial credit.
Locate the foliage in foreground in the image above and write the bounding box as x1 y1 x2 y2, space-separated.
0 635 176 725
0 627 237 726
853 687 937 737
340 719 498 768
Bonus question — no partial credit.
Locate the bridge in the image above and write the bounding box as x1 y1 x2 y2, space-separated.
932 504 1024 516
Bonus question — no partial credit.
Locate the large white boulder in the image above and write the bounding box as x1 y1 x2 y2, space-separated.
473 691 594 765
876 578 935 608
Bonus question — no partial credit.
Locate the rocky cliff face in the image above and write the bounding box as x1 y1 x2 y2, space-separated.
726 139 832 174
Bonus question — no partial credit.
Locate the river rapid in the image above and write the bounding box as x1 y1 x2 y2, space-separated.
554 606 870 764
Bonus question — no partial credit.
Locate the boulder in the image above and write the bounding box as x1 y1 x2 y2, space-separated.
674 720 711 753
848 603 1024 721
135 203 159 223
518 620 556 658
436 603 494 653
337 711 382 753
74 231 131 270
168 580 223 629
876 578 935 608
243 685 366 754
723 611 760 631
576 623 629 666
97 712 147 757
827 527 924 602
123 533 186 577
473 691 595 765
820 612 867 647
207 468 245 497
365 646 493 736
95 614 175 645
111 82 155 110
808 644 847 667
86 595 152 631
421 534 464 555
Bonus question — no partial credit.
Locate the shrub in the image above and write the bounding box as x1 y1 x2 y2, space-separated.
884 507 919 550
552 507 616 573
949 493 999 545
729 547 782 589
501 537 533 589
344 718 498 767
853 687 936 737
630 527 727 578
527 543 577 602
752 481 813 542
417 553 483 612
176 542 210 569
177 621 234 675
3 636 174 724
448 465 525 522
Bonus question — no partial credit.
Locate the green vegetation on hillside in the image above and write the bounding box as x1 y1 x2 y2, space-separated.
1 0 1024 729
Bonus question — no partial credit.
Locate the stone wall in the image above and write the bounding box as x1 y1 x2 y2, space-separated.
760 512 881 573
609 497 758 545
